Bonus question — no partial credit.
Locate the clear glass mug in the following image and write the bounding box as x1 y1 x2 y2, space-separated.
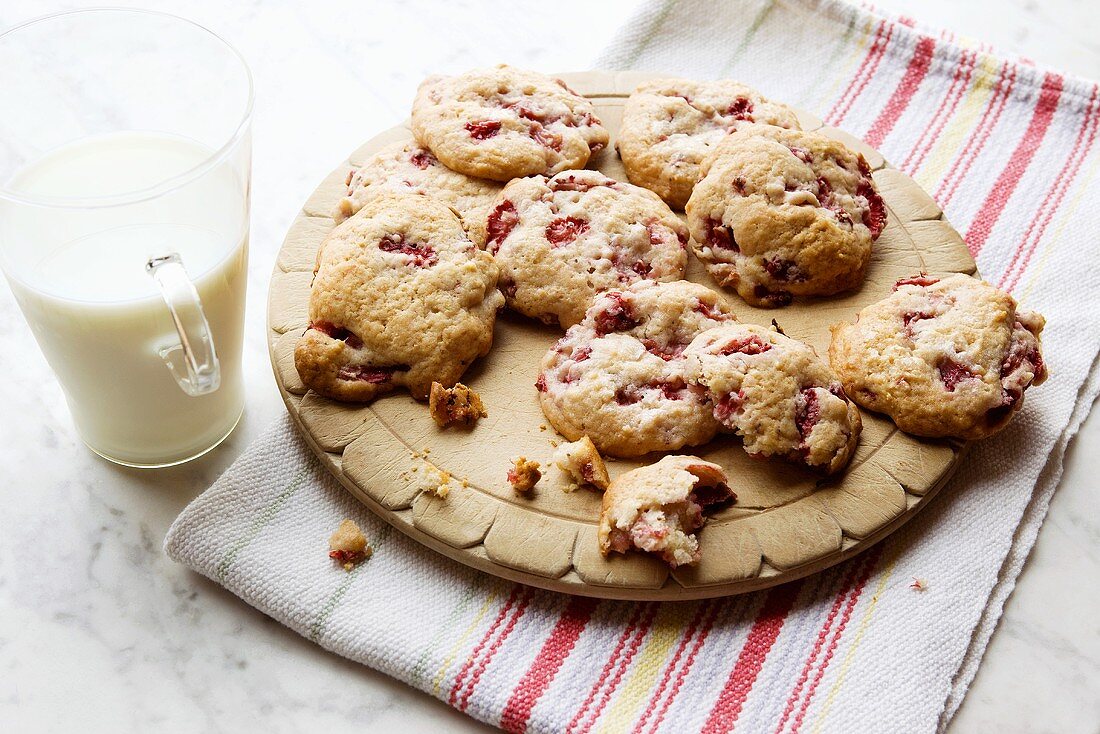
0 9 253 467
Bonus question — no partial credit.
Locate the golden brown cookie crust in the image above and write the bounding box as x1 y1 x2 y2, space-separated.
829 274 1047 439
685 323 862 474
537 280 738 458
410 64 609 182
486 169 688 327
618 78 801 210
686 125 885 307
295 193 503 402
335 140 502 247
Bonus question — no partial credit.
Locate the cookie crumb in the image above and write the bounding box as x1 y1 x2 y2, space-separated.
910 577 928 592
410 462 452 499
328 519 371 571
554 436 610 491
508 457 541 494
429 381 488 428
770 318 786 335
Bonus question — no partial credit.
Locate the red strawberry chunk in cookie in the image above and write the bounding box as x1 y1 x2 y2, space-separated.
337 364 403 383
592 293 640 335
641 339 687 361
486 200 519 254
647 221 687 248
378 233 437 267
704 218 737 251
763 257 808 283
937 357 979 391
815 176 853 225
725 97 754 121
790 146 813 164
902 310 933 328
656 378 690 400
985 387 1024 427
531 124 563 151
614 385 643 405
570 346 592 362
409 149 436 169
1001 328 1044 377
615 378 689 405
509 103 540 121
714 390 745 423
329 549 366 567
545 216 589 246
752 284 793 307
894 274 940 290
498 275 518 299
694 299 733 321
465 119 502 140
795 388 821 439
548 174 615 193
718 335 772 356
858 180 887 238
610 248 653 281
309 321 364 349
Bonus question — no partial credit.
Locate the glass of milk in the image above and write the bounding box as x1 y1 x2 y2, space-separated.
0 10 253 467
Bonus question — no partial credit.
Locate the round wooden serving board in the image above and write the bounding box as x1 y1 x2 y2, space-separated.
267 70 976 600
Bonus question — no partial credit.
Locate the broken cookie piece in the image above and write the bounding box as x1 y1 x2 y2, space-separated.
598 455 734 568
328 518 372 570
508 457 542 494
554 436 610 491
429 381 488 428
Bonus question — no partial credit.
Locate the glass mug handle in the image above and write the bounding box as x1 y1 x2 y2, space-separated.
146 253 221 397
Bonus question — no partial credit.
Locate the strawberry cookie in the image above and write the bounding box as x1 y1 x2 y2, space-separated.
537 280 737 458
618 78 801 210
598 455 734 568
685 323 861 474
410 65 609 181
295 193 503 402
335 141 502 247
686 125 886 307
486 169 688 327
829 274 1047 439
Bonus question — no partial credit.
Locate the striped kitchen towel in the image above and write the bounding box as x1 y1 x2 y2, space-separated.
166 1 1100 732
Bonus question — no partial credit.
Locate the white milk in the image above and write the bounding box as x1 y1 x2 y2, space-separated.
1 132 248 466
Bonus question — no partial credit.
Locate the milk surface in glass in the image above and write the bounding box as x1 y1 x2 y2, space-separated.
1 131 249 466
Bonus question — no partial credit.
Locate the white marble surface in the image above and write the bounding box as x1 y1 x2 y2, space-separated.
0 1 1097 732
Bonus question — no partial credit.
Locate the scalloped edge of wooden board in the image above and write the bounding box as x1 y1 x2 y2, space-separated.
267 70 974 600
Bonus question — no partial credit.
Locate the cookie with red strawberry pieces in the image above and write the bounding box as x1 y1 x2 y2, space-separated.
598 455 734 568
537 281 737 458
685 323 861 474
335 141 502 247
295 193 504 402
829 274 1047 439
486 169 688 327
686 125 885 308
410 65 609 182
618 79 801 210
